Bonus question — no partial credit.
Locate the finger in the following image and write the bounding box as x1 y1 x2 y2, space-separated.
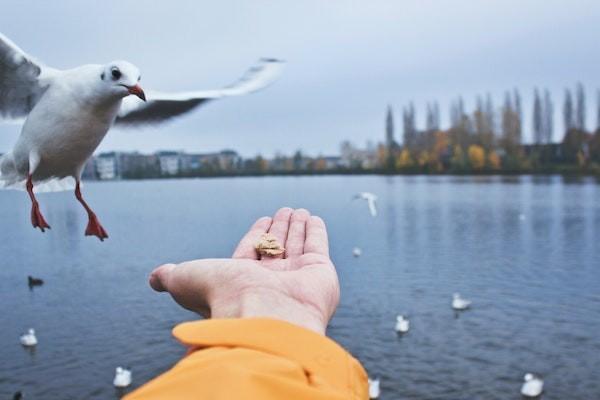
285 208 310 257
305 216 329 256
263 207 293 258
232 216 273 259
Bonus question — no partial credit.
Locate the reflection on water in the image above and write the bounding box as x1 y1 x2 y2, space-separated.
0 176 598 399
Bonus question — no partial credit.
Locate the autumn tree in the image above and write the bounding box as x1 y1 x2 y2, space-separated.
468 144 485 170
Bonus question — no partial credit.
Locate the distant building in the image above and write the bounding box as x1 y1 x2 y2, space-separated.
157 151 181 175
340 141 377 169
323 156 343 169
120 152 159 178
217 150 241 171
95 152 120 180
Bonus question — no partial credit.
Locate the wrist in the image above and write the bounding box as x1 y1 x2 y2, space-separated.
210 287 327 335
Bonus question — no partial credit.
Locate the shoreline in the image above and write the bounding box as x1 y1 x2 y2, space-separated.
90 169 600 182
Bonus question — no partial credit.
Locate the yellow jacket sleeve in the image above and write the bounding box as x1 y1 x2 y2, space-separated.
124 318 368 400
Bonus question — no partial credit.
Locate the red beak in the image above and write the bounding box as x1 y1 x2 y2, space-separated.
127 84 146 102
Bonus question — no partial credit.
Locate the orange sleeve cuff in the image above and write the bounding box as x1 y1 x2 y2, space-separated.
126 318 368 400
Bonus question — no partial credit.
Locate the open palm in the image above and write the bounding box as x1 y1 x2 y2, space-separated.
149 208 340 334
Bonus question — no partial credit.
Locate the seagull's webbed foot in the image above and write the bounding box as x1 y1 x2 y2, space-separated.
85 212 108 241
30 201 51 232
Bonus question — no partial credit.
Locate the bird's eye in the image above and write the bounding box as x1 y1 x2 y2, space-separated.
111 68 121 80
137 76 141 82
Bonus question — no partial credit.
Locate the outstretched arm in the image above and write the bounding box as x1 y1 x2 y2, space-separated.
125 208 368 400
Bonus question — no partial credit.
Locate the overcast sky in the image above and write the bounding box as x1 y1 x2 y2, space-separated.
1 0 599 157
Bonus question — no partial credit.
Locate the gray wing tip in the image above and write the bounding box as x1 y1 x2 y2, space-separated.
259 57 285 64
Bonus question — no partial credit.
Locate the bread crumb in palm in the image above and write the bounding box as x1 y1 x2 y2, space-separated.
255 233 285 256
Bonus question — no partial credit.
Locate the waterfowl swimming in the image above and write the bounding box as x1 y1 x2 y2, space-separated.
395 315 410 333
19 328 37 347
452 293 471 310
27 275 44 287
113 366 132 388
521 373 543 397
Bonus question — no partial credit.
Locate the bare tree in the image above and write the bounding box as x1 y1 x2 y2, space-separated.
543 89 553 143
597 89 600 131
513 88 522 143
485 93 495 135
575 82 586 131
564 88 574 131
533 88 543 144
403 102 417 149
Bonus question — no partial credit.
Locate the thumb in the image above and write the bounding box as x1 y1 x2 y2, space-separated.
149 263 176 292
148 259 231 317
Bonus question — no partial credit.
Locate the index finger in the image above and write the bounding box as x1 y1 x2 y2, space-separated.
304 216 329 257
232 216 273 259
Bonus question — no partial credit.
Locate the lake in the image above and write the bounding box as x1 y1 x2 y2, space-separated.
1 175 599 399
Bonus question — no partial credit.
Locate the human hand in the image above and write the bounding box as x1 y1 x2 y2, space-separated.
149 208 340 334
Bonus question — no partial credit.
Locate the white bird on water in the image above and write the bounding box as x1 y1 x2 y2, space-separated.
19 328 37 347
521 373 543 397
0 32 284 240
353 192 378 217
395 314 410 333
452 293 471 310
352 247 362 257
368 378 380 399
113 367 132 388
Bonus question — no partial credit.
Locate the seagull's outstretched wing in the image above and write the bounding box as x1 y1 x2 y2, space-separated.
115 58 284 126
0 33 56 120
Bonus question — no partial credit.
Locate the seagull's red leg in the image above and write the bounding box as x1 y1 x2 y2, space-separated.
75 181 108 241
26 174 51 232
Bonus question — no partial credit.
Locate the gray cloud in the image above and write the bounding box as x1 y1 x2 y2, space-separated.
2 0 600 157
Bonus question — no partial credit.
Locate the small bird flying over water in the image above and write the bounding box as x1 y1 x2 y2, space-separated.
0 32 284 240
353 192 378 217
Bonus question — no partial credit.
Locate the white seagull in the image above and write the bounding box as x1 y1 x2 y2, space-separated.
520 373 543 397
0 32 284 240
395 314 410 333
452 293 472 311
19 328 37 347
113 366 132 388
353 192 378 217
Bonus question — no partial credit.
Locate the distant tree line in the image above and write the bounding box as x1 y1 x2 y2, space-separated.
383 83 600 174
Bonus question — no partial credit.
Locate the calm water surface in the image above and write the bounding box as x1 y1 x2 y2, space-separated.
1 176 599 399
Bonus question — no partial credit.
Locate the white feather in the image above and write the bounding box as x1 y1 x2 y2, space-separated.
0 32 283 194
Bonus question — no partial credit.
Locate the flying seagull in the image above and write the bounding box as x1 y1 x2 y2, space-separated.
353 192 378 217
0 33 284 240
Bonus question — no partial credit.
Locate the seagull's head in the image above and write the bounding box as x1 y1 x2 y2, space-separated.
101 61 146 101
